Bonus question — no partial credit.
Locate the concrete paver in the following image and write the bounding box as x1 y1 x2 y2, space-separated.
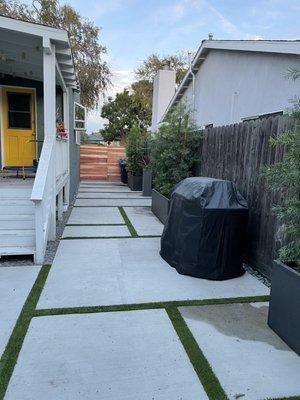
180 302 300 400
67 206 123 225
62 225 130 238
5 310 208 400
0 266 40 357
123 206 163 236
37 238 269 309
74 198 152 207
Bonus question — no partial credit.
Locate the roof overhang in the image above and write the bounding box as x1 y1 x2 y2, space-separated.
0 15 77 88
162 39 300 121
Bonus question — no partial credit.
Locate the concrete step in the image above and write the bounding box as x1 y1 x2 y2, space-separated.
0 214 34 229
0 204 35 214
0 246 35 257
0 188 32 198
0 229 35 247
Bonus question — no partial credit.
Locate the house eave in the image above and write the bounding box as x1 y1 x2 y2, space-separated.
161 39 300 122
0 15 77 88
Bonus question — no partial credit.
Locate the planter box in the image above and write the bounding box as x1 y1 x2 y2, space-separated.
128 174 142 191
142 169 152 197
151 189 170 224
268 260 300 355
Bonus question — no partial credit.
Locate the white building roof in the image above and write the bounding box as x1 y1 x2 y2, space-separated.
163 39 300 120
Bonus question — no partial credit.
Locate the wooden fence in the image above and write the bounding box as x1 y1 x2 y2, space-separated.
200 115 294 277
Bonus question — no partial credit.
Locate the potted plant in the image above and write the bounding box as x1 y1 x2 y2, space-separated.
142 139 152 197
263 92 300 355
126 125 144 191
150 105 202 223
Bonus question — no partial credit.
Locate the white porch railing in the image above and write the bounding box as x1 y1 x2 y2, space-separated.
55 137 69 193
30 136 69 263
31 136 56 264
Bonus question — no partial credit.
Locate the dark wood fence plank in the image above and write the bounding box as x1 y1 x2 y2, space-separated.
199 115 294 277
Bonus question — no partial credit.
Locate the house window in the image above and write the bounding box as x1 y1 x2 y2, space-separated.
7 92 31 129
74 102 86 131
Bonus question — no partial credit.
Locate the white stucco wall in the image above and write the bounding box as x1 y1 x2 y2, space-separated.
181 49 300 127
151 69 176 132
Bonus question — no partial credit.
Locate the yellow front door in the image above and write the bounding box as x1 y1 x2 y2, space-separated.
2 87 36 167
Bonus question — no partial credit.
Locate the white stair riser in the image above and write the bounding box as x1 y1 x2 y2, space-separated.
0 219 35 230
0 246 35 256
0 189 32 199
0 205 35 215
0 234 35 247
0 199 33 206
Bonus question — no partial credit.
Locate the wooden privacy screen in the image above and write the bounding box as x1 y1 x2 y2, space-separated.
80 145 126 181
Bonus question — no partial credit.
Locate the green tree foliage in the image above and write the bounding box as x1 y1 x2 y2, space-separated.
101 89 151 143
135 53 188 84
150 105 202 198
263 103 300 269
126 125 145 176
0 0 110 109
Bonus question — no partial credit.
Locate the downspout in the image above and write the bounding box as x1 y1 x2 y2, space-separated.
188 51 195 111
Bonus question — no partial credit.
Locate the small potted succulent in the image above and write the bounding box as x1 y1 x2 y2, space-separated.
56 121 68 140
263 98 300 355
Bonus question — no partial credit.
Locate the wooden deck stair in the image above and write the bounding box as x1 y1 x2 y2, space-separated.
80 145 126 181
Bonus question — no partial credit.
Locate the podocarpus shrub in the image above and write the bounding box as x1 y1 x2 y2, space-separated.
263 100 300 271
126 125 145 176
150 105 202 198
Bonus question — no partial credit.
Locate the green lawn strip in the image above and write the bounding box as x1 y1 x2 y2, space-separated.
34 295 270 318
266 397 300 400
0 265 51 399
62 235 161 240
166 306 227 400
66 223 126 227
118 206 138 237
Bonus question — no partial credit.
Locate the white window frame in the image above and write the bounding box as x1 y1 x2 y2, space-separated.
74 102 86 131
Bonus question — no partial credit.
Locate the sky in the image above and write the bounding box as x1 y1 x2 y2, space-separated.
25 0 300 132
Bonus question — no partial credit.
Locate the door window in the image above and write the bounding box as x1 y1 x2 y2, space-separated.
7 92 32 129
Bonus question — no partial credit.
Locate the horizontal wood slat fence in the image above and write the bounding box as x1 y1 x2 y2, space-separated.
200 115 294 277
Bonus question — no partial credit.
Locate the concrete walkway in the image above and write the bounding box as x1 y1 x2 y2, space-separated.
2 181 300 400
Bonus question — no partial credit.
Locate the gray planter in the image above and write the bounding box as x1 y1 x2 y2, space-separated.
128 174 142 191
151 189 170 224
268 260 300 355
142 169 152 197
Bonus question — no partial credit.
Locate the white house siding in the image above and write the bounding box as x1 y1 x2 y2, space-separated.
181 49 300 128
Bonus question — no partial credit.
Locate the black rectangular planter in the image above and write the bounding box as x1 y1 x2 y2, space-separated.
268 260 300 355
128 174 142 191
142 169 152 197
151 189 170 224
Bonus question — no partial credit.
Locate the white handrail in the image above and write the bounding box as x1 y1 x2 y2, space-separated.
31 136 56 263
31 136 55 201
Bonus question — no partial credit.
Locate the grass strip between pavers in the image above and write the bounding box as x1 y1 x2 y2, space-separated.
166 306 227 400
66 223 126 227
34 295 270 317
0 265 51 400
118 206 138 237
62 235 161 240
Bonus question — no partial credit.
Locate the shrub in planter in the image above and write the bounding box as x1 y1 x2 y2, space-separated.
150 105 201 221
150 105 202 198
262 89 300 354
126 125 145 191
142 140 152 196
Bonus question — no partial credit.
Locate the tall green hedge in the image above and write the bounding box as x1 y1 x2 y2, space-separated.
150 105 202 198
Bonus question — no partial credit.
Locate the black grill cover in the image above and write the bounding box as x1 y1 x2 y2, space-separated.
160 177 248 280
